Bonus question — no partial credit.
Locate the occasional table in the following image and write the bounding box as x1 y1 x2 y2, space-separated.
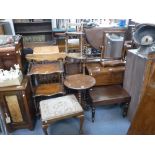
64 74 96 108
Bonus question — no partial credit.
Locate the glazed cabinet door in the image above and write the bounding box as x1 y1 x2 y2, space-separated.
0 91 30 132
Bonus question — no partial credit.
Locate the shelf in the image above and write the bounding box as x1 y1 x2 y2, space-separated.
34 83 64 97
14 21 51 25
15 30 52 35
28 63 63 75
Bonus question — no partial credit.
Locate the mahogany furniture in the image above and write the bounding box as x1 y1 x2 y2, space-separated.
64 74 96 107
40 95 84 135
0 77 35 133
86 60 130 122
0 36 23 71
89 85 131 122
84 27 126 59
127 59 155 134
123 50 155 121
27 62 65 113
86 60 125 86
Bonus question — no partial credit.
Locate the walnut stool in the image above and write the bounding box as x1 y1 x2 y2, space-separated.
40 95 84 135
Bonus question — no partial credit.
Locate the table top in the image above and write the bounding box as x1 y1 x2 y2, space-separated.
33 45 59 54
64 74 96 90
26 53 66 62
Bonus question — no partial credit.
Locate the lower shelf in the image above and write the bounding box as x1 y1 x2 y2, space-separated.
34 83 64 97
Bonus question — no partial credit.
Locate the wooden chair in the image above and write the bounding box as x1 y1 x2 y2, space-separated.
40 94 84 135
65 22 84 53
86 60 131 122
89 85 131 122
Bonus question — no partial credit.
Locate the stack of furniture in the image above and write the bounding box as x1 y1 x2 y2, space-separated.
26 45 86 134
0 35 36 133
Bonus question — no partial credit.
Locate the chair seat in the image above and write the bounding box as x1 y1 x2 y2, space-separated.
40 95 83 121
90 85 131 105
35 83 64 97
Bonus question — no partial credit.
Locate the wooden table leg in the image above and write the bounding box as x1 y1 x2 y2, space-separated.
122 102 129 117
77 114 84 134
78 90 82 107
42 124 48 135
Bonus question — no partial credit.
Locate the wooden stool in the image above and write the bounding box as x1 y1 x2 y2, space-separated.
89 85 131 122
40 95 84 135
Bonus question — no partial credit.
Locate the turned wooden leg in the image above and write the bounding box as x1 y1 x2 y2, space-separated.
42 124 48 135
78 90 83 107
92 106 96 122
122 102 129 117
77 114 84 134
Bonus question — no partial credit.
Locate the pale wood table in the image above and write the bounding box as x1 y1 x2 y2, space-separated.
33 45 59 54
26 53 66 62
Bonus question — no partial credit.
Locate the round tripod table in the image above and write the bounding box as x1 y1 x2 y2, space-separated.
64 74 96 108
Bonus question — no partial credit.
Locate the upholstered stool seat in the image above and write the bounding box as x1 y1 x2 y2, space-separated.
40 95 84 135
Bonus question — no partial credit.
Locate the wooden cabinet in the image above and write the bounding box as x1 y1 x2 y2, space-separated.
0 36 23 71
127 53 155 134
123 49 155 121
0 77 35 133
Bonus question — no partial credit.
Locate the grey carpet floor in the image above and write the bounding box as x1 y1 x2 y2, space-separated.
12 105 130 135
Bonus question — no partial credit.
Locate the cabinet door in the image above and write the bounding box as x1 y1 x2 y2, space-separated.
2 55 18 70
1 91 29 132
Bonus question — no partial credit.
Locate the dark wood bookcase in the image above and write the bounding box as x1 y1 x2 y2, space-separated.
13 19 53 42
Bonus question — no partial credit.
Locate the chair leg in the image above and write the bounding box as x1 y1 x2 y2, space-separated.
77 114 84 134
42 124 48 135
92 106 96 122
122 102 129 117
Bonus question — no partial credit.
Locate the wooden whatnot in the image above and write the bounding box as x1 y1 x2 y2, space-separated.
27 61 65 113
